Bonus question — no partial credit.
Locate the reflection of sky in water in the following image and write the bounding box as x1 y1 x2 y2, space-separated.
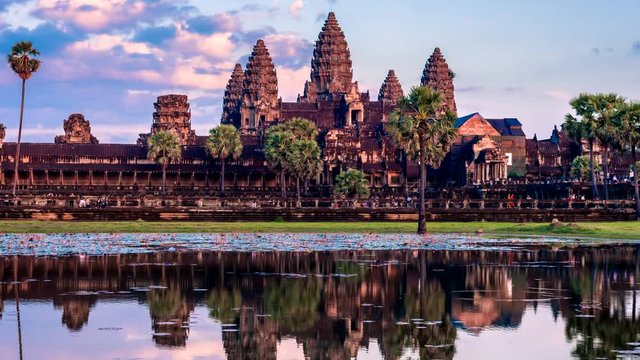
0 303 305 360
0 301 575 359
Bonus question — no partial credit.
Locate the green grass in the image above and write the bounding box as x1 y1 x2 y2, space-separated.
0 220 638 240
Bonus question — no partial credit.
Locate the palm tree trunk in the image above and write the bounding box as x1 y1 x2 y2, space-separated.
12 79 26 197
220 160 225 195
632 146 639 220
162 163 167 195
418 137 427 234
14 258 23 360
296 177 300 200
589 141 600 199
280 169 286 201
602 145 609 205
304 179 309 196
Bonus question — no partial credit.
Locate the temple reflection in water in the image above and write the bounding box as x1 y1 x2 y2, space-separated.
0 247 639 359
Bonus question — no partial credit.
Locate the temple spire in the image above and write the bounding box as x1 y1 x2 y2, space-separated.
378 70 404 106
301 12 353 102
421 47 457 114
240 39 279 133
221 63 245 128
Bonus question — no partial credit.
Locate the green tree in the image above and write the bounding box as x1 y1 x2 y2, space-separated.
287 139 323 199
264 118 321 201
334 169 370 206
147 131 182 195
591 93 626 203
264 125 294 201
387 86 458 234
7 41 41 196
206 125 243 195
614 102 640 219
571 155 600 181
563 94 602 200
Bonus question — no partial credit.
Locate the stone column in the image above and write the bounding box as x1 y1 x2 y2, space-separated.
89 171 93 186
133 171 137 185
29 169 34 185
74 171 79 185
60 170 64 185
118 172 123 186
104 171 108 186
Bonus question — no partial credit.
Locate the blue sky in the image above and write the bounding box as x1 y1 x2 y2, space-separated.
0 0 638 143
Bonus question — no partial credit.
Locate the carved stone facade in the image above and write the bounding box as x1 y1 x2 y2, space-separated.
55 114 98 144
221 63 245 129
138 94 197 146
239 40 279 135
421 47 457 115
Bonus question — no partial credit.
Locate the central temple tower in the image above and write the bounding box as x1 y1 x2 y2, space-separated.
299 12 356 103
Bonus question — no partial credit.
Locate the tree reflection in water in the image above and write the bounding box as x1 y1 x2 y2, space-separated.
0 246 639 359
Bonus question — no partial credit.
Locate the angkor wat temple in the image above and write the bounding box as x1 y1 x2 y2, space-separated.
0 13 634 197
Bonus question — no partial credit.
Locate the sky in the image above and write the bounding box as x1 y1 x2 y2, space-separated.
0 0 638 144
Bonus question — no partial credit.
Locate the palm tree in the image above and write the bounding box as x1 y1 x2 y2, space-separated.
563 93 601 200
614 101 640 219
387 86 457 234
287 139 323 199
571 155 601 181
7 41 41 196
591 93 625 203
147 131 181 195
334 168 370 206
264 125 294 201
206 125 243 195
280 117 319 141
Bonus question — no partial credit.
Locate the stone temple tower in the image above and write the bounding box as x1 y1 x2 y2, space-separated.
421 47 457 115
221 63 245 129
300 12 355 103
138 94 196 145
240 39 279 135
378 70 404 107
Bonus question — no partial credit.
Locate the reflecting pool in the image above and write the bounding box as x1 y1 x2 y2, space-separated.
0 244 639 359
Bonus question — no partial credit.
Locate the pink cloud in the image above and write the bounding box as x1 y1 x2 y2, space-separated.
36 0 147 31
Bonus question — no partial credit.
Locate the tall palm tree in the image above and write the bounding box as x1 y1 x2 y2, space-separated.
387 86 458 234
280 117 319 141
7 41 41 196
206 125 243 195
614 101 640 220
287 139 323 199
591 93 626 203
147 131 182 195
264 125 294 201
563 93 601 200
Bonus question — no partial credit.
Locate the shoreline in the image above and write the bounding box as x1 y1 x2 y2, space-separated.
0 220 638 240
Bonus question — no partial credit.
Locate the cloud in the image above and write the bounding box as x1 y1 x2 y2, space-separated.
263 33 313 69
172 27 235 59
633 41 640 54
133 25 176 45
67 34 156 55
591 47 614 55
186 13 240 35
278 66 311 100
35 0 147 31
504 86 524 92
457 86 484 92
0 22 82 54
289 0 304 18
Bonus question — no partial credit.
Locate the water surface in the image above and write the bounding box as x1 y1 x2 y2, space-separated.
0 241 639 359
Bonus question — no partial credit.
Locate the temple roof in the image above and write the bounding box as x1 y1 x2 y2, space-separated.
421 47 456 114
221 63 245 124
243 39 278 102
307 12 353 98
378 70 403 105
456 113 525 137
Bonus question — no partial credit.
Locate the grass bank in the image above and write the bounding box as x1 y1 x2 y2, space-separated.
0 220 638 240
